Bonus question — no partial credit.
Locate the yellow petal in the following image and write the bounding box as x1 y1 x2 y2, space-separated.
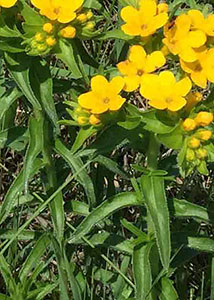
157 3 168 14
109 95 126 111
174 14 191 39
121 24 141 36
140 74 160 100
149 98 168 110
0 0 17 7
139 0 157 18
191 71 207 88
188 10 205 29
188 30 206 48
179 46 198 62
109 76 125 94
144 51 166 72
204 14 214 36
123 75 140 92
174 77 192 96
151 12 168 30
78 91 95 110
159 71 176 87
129 45 146 64
121 6 139 22
91 75 108 95
167 96 187 111
117 60 137 76
180 59 195 74
57 10 76 23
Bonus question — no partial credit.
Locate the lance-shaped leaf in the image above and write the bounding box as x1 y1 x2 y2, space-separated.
141 175 171 270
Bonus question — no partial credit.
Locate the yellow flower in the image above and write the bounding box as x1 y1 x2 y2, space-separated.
121 0 168 38
43 23 54 34
180 48 214 88
117 45 165 92
60 26 76 38
163 14 207 62
188 137 200 149
31 0 84 23
140 71 192 111
196 130 212 141
183 118 196 131
0 0 17 8
188 10 214 37
194 111 213 126
78 75 125 114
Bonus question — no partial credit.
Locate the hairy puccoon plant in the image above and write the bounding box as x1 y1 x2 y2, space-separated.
0 0 214 299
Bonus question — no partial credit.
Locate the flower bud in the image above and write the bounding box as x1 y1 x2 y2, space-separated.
60 26 76 39
188 137 200 149
76 13 88 23
46 36 57 47
77 116 88 125
195 148 208 159
43 23 53 34
86 10 93 20
89 114 101 125
182 118 196 131
37 44 47 52
186 149 195 161
185 92 202 112
157 3 168 14
196 130 212 141
194 111 213 126
34 32 44 42
85 21 95 30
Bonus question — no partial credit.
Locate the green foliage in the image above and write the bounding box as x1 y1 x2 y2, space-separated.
0 0 214 299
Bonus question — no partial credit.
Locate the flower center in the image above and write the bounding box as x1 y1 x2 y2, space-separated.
103 97 110 104
194 63 202 72
53 7 60 14
141 24 148 30
137 69 144 76
166 97 173 104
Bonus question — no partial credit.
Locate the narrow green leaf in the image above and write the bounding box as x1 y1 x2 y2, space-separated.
0 252 17 295
5 53 41 110
23 115 44 192
69 192 141 243
55 139 96 207
0 87 22 120
0 159 43 225
19 234 51 282
133 242 153 300
159 277 179 300
71 126 97 154
141 176 171 270
113 256 131 299
56 40 82 79
31 59 59 130
170 198 214 224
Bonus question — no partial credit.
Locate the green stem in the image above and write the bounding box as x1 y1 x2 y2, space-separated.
41 115 64 242
146 133 160 170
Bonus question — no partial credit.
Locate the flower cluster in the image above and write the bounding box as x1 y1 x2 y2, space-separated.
182 111 214 173
120 0 168 39
163 10 214 88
